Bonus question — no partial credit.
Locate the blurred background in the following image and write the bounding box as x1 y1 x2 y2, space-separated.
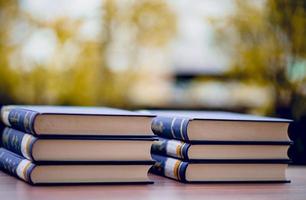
0 0 305 163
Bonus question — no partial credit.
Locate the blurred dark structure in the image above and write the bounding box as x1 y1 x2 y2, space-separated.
289 115 306 165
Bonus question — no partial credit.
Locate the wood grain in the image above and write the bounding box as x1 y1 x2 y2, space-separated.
0 166 305 200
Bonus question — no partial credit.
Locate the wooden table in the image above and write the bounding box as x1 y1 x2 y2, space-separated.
0 166 305 200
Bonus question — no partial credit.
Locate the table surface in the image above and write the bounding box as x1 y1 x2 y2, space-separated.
0 166 305 200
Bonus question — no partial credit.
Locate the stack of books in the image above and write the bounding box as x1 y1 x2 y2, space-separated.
0 105 155 185
150 111 292 183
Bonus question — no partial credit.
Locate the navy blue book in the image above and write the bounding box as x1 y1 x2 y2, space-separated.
1 127 155 162
150 154 290 183
0 148 154 185
150 110 292 142
0 105 155 137
151 138 291 161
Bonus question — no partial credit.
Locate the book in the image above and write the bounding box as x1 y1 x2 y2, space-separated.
0 148 154 185
150 154 289 183
150 110 292 142
0 105 155 137
151 138 291 161
1 128 155 162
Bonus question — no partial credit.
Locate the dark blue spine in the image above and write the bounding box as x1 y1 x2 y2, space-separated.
151 138 191 160
1 128 36 160
151 154 188 182
181 143 189 160
8 108 38 135
151 116 190 141
0 148 35 183
151 139 168 155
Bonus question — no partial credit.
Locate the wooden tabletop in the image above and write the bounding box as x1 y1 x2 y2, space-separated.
0 166 305 200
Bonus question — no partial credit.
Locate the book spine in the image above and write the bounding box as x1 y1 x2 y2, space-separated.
0 148 35 184
1 106 38 135
151 139 190 160
1 128 37 160
151 116 190 141
150 154 188 182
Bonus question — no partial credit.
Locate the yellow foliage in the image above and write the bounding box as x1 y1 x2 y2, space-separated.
0 0 176 107
212 0 306 117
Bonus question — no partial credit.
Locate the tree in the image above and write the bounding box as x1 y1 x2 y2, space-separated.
0 0 176 107
0 0 20 104
212 0 306 119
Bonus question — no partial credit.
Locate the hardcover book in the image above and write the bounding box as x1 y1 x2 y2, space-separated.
0 105 155 137
0 148 154 185
1 128 156 162
151 138 291 161
150 110 292 142
150 154 290 183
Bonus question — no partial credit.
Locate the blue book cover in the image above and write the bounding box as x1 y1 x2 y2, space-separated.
150 154 188 182
0 148 155 185
1 127 157 163
0 148 35 184
149 110 292 142
0 105 155 136
151 138 190 160
150 154 290 183
151 138 291 161
0 127 37 161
